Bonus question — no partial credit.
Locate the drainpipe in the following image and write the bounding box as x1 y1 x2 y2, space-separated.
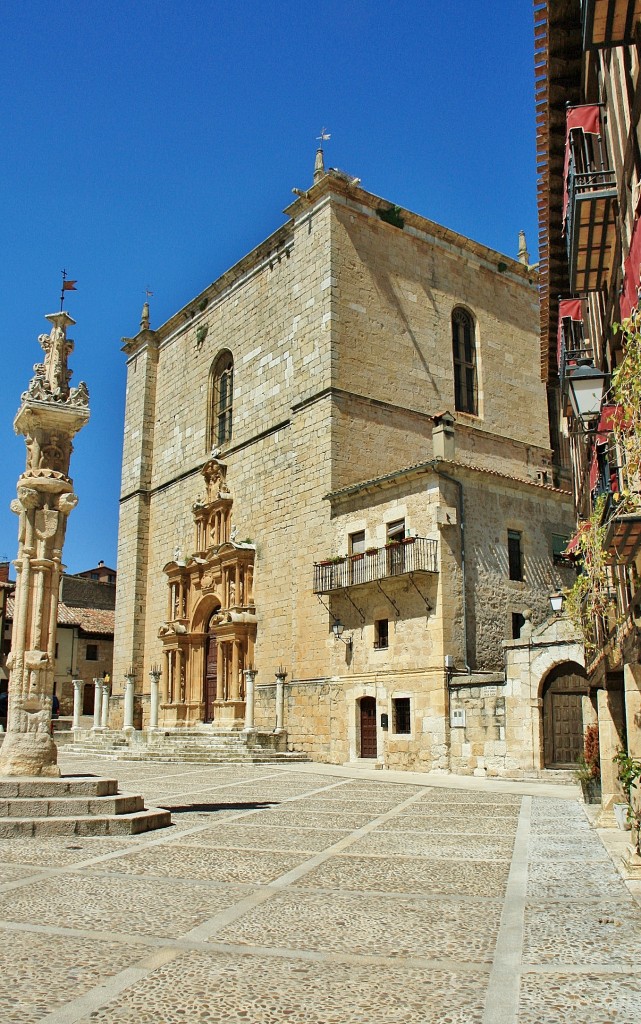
434 466 471 674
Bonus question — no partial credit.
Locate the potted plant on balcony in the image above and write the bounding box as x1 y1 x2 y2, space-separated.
365 547 378 555
401 536 416 545
574 723 601 803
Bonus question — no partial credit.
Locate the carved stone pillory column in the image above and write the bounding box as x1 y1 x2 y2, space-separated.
0 312 89 776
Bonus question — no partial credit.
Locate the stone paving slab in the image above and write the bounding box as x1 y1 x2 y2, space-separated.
97 844 305 884
298 853 512 897
84 950 488 1024
0 756 635 1024
215 889 503 961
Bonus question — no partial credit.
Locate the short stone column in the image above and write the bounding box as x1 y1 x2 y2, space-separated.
100 677 110 730
123 669 136 735
149 665 161 731
243 668 257 731
71 678 84 731
597 687 626 816
275 666 287 733
92 677 104 732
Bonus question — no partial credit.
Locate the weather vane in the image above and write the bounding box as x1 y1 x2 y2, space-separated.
59 269 77 311
316 127 331 150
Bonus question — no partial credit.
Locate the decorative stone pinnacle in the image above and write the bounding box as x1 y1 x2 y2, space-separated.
141 301 150 331
518 230 530 266
314 147 326 184
22 312 89 409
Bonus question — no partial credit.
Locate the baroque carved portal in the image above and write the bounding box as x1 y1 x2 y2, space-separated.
158 455 256 729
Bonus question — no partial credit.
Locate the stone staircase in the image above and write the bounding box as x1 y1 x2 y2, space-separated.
0 775 171 837
63 729 310 766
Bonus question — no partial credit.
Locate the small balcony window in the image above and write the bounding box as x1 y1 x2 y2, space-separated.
374 619 389 650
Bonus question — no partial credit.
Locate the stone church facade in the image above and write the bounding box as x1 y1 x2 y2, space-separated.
112 163 576 775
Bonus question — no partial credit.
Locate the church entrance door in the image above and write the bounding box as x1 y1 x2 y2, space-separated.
204 625 218 723
359 697 377 758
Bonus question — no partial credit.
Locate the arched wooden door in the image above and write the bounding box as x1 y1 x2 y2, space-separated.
204 614 219 723
542 663 589 768
359 696 377 758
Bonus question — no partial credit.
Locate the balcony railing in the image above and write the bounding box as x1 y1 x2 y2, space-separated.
582 0 641 50
557 312 591 404
564 115 617 292
313 537 438 594
600 490 641 564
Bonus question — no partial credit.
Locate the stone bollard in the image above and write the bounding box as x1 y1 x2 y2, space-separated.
72 678 84 731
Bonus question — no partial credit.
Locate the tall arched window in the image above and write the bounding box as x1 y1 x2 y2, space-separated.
209 351 233 448
452 308 478 415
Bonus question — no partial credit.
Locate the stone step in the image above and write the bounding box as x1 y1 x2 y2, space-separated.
64 747 309 764
0 806 171 838
0 776 119 798
0 792 145 818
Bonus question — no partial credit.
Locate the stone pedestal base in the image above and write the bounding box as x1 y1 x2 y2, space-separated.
0 732 60 777
0 775 171 836
212 699 246 729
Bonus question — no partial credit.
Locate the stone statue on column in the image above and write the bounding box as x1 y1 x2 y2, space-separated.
0 312 89 776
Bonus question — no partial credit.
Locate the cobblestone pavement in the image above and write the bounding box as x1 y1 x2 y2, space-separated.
0 757 639 1024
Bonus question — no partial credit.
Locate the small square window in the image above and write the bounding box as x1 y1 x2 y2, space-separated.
392 697 411 734
508 530 523 581
374 619 389 650
86 644 98 662
512 612 525 639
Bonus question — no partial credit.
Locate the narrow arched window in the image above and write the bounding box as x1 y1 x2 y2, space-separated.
452 308 478 415
209 351 233 448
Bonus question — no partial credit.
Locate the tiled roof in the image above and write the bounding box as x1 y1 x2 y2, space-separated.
5 597 81 627
74 607 115 636
325 457 572 500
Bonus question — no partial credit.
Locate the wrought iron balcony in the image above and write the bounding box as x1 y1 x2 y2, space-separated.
557 305 591 409
582 0 641 50
564 114 617 292
313 537 438 595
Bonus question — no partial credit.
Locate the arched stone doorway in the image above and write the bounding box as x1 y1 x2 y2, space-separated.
541 662 589 768
359 696 377 758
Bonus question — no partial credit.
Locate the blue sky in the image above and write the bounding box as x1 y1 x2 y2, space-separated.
0 1 538 574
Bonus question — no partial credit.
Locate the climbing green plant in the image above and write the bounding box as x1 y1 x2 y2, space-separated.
611 316 641 513
564 494 612 652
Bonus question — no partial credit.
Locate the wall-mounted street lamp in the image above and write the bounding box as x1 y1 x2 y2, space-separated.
567 358 609 427
549 591 565 616
332 620 353 650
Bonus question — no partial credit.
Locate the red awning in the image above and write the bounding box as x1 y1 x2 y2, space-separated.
563 105 602 225
620 214 641 319
597 403 628 441
565 522 590 557
566 105 601 135
557 298 583 366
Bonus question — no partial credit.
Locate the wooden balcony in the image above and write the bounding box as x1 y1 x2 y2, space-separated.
313 538 438 594
566 164 617 292
604 511 641 564
582 0 641 49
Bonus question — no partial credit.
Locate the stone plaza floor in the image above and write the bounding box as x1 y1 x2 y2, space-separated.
0 756 640 1024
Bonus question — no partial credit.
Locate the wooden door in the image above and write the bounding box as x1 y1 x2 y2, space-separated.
204 631 217 723
542 663 588 768
360 696 377 758
551 693 583 766
82 682 95 716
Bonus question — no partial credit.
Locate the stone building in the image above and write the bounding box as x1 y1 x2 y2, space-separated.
112 157 576 775
536 0 641 811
